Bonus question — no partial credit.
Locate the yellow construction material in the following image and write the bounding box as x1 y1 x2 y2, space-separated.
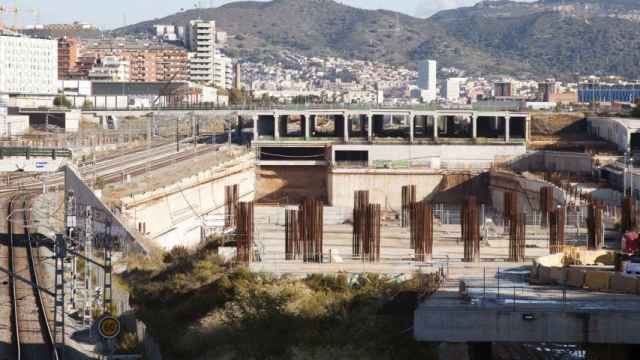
584 271 612 291
566 268 586 288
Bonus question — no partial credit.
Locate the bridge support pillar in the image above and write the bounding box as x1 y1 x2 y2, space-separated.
409 112 414 144
506 116 511 143
343 113 349 143
472 114 477 139
367 114 372 142
252 115 258 141
433 116 439 140
274 113 280 140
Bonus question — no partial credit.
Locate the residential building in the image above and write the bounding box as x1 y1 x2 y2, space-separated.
81 38 188 82
417 60 437 102
494 81 513 98
443 78 463 102
88 56 130 81
58 37 79 80
0 31 58 95
538 81 559 102
186 20 232 89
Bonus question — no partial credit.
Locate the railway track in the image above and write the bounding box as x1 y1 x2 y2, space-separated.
6 194 59 360
0 142 221 194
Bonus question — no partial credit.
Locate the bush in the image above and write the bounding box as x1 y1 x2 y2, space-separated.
53 95 72 108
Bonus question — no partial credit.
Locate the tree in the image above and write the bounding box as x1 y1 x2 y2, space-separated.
53 95 72 108
82 99 94 110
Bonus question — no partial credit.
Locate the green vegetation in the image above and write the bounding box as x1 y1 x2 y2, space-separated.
114 0 640 78
121 241 441 359
53 95 72 108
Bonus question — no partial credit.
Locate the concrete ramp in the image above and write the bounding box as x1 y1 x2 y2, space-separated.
64 165 152 254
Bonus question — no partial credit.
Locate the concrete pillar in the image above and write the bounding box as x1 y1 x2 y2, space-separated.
367 114 373 141
360 114 366 138
274 113 280 140
472 115 477 139
253 115 258 141
409 113 414 143
343 113 349 143
433 116 439 139
506 116 511 143
304 115 310 140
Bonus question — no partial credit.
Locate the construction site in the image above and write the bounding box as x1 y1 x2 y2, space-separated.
2 107 640 359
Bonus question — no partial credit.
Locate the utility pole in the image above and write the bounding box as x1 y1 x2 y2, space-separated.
176 114 180 153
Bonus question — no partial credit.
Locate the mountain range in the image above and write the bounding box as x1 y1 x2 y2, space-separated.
115 0 640 78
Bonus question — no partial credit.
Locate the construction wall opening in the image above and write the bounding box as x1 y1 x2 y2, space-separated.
259 147 326 161
256 165 328 205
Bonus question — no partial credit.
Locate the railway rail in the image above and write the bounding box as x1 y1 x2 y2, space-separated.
6 194 59 360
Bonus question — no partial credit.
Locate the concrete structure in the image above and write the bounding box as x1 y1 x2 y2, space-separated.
587 116 640 152
249 107 529 206
187 20 232 89
538 81 558 102
0 111 28 136
0 32 58 95
120 154 256 249
417 60 437 103
57 37 79 80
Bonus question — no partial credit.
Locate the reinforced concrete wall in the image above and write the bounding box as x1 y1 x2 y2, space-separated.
509 151 594 174
414 307 640 344
328 168 443 210
332 143 527 170
121 155 256 250
0 157 69 172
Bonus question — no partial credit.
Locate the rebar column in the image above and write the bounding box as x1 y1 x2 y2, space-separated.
549 206 566 254
352 190 369 257
236 201 254 263
462 197 480 262
285 209 300 260
540 186 554 228
587 203 604 250
299 198 324 263
503 191 518 231
363 203 381 262
412 201 434 262
225 184 239 228
509 213 526 262
622 195 637 232
402 185 416 228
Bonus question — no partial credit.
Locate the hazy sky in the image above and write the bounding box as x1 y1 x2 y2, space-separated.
8 0 531 29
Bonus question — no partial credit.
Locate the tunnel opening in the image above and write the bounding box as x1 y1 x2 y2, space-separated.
437 115 472 138
259 146 326 161
413 115 436 139
372 115 410 139
477 116 506 139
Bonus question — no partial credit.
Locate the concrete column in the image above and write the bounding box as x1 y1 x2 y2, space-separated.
506 116 511 143
433 116 439 139
409 113 414 143
472 115 477 139
304 114 310 140
253 115 258 141
343 113 349 143
360 114 366 138
367 114 373 142
274 113 280 140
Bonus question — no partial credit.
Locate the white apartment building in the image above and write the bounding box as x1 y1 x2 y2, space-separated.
88 56 130 81
186 20 232 89
417 59 437 103
443 77 464 102
0 32 57 95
